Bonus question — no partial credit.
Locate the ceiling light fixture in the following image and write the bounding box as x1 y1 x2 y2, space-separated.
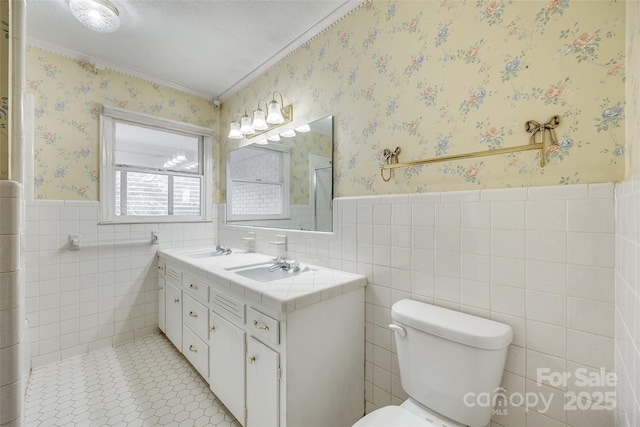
69 0 121 33
228 91 293 140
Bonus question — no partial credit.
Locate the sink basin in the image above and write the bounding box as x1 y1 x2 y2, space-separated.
228 263 316 283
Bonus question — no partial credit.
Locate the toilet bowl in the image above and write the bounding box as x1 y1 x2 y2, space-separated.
354 299 513 427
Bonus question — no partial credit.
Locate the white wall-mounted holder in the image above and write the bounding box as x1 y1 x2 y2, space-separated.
151 231 159 244
68 235 80 250
269 234 287 258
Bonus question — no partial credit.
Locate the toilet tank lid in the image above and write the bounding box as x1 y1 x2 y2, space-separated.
391 300 513 350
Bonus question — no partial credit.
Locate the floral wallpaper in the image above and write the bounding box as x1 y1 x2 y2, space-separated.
26 46 220 200
222 0 626 197
0 0 9 180
628 0 640 176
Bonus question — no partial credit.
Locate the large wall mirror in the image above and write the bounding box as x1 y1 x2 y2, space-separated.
226 116 333 232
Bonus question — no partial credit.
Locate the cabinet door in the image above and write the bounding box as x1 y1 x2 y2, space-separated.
158 277 166 333
165 282 182 350
246 337 279 427
210 311 246 425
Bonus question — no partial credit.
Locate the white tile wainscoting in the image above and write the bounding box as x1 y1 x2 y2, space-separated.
221 182 617 427
25 182 619 427
24 200 218 368
0 181 28 427
614 173 640 427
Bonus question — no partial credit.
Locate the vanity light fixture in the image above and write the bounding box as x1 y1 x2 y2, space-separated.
255 139 268 145
267 134 281 142
228 91 293 140
228 114 243 139
69 0 120 33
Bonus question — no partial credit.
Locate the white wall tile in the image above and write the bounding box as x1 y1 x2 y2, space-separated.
567 329 613 371
526 230 567 263
567 297 614 337
492 229 526 259
411 204 435 227
526 320 566 359
435 203 460 228
526 200 566 231
492 201 525 230
492 257 525 288
567 232 615 268
525 290 566 327
491 284 525 317
461 228 490 256
568 200 615 233
461 201 490 229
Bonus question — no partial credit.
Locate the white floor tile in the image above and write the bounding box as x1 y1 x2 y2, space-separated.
25 334 240 427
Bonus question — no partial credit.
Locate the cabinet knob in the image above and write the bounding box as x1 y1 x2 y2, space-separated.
189 345 198 353
189 311 198 318
248 356 256 364
157 265 163 270
189 284 198 290
159 286 163 290
253 320 269 331
174 299 180 303
209 326 216 332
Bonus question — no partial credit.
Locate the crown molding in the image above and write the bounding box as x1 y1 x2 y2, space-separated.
27 39 215 101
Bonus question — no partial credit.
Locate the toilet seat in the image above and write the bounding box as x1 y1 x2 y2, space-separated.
352 406 434 427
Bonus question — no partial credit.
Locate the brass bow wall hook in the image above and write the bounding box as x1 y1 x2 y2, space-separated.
381 147 401 182
525 115 560 167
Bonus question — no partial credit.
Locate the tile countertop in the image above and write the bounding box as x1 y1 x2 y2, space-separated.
158 247 367 314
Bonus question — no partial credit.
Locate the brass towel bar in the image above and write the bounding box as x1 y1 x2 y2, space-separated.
380 115 560 182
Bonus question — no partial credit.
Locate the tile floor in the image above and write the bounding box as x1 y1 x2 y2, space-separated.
25 334 241 427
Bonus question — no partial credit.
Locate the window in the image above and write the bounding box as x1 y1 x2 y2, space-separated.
226 144 290 221
100 105 213 223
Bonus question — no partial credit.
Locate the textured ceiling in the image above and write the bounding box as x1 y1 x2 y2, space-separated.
26 0 361 100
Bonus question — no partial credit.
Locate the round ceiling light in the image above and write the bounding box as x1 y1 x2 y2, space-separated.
69 0 120 33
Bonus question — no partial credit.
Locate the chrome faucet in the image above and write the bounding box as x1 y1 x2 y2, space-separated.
215 244 232 255
269 258 300 273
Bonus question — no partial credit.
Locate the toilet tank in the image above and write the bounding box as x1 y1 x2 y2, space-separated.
391 300 513 427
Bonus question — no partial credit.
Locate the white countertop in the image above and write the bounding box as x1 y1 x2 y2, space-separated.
158 246 367 313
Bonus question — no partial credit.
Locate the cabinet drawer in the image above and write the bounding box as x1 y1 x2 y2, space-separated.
248 307 279 345
183 273 209 301
166 265 181 285
183 294 209 342
211 290 245 325
183 326 209 379
157 260 166 276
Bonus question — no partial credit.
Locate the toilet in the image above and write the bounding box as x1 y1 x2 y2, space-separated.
354 299 513 427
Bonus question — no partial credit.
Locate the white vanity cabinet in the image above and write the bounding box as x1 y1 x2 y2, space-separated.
158 253 365 427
